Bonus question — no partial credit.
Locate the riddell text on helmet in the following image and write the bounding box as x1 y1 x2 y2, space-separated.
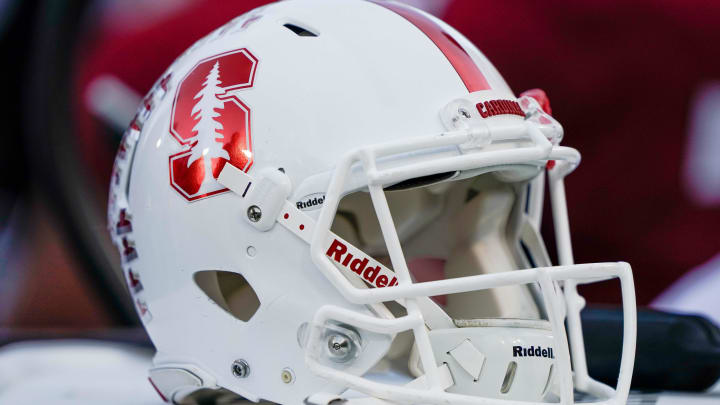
326 239 399 288
513 345 555 359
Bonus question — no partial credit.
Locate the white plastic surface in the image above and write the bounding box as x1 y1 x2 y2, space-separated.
0 340 161 405
242 167 292 231
447 339 486 381
148 366 203 402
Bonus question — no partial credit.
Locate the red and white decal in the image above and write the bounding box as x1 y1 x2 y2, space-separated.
136 298 153 323
371 1 490 93
169 49 258 201
115 208 133 235
128 268 144 294
122 237 138 263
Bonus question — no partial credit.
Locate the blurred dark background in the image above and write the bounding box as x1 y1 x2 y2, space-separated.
1 0 719 336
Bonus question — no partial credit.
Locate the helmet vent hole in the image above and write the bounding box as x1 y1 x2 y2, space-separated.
541 364 554 395
283 23 318 37
385 171 456 191
194 270 261 322
500 361 517 394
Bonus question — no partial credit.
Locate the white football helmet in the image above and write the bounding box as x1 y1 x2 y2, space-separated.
107 0 636 404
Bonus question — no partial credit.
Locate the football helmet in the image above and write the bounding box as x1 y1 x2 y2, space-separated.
107 0 636 404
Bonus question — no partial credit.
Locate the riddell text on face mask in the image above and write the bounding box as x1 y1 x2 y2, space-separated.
326 239 399 288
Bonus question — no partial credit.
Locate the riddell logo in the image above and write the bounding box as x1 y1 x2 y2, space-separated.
326 239 399 288
168 48 258 201
296 193 325 211
476 99 525 119
513 345 555 359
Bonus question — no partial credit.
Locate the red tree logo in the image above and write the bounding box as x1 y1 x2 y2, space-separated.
168 49 258 201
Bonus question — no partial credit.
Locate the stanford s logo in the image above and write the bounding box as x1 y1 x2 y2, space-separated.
168 48 258 201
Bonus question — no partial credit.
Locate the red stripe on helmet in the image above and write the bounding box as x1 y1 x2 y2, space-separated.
371 1 490 93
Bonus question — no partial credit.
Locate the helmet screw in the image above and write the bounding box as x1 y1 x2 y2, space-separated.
247 205 262 222
458 107 472 119
280 368 295 384
327 334 353 362
232 359 250 378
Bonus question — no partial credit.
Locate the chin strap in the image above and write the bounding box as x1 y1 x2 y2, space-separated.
216 163 454 331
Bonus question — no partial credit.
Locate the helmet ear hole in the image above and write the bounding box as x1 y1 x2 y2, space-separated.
193 271 261 322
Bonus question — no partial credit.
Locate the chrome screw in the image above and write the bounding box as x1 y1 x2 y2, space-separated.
232 359 250 378
247 205 262 222
458 107 472 118
327 334 353 362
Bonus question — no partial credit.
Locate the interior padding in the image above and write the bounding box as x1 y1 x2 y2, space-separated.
443 178 540 320
333 173 543 321
336 187 444 256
